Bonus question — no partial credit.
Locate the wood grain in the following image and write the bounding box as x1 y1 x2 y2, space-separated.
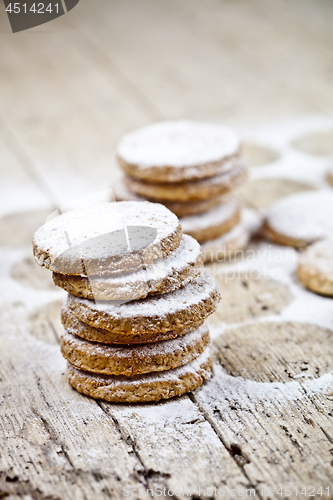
193 322 333 498
1 0 333 498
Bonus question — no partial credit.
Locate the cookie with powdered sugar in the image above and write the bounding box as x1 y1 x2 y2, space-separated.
33 201 182 276
61 307 205 345
263 191 333 248
113 177 227 218
117 120 241 183
202 223 250 263
202 210 260 263
180 198 240 243
60 323 209 376
297 240 333 296
53 234 203 301
67 347 213 402
66 271 220 335
124 161 247 202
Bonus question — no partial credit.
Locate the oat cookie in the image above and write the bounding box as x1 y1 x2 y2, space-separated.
297 240 333 296
180 198 240 243
125 161 247 202
53 235 203 300
66 271 220 334
61 324 209 376
67 347 213 402
33 201 182 276
61 307 205 345
263 191 333 248
117 120 240 183
202 223 250 263
113 177 227 217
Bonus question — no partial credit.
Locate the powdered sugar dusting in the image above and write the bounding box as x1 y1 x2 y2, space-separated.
201 221 250 256
33 201 180 261
70 347 212 385
117 121 239 168
298 239 333 279
266 190 333 242
197 363 333 410
74 234 202 296
68 270 219 320
62 323 208 359
180 198 239 233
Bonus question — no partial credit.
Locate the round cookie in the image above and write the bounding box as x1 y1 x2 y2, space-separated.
202 222 250 263
180 198 240 243
297 240 333 296
66 270 220 335
61 307 205 345
60 324 209 376
262 191 333 248
67 347 213 403
124 161 247 202
33 201 182 276
117 120 240 183
113 178 227 218
53 235 203 301
327 167 333 187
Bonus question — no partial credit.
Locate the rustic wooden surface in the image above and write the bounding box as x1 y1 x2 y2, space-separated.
1 1 333 499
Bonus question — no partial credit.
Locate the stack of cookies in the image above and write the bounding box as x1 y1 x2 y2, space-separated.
114 120 249 262
33 201 220 402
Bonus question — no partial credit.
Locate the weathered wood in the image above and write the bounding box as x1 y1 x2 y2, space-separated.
80 0 333 124
192 321 333 498
100 398 252 496
0 311 146 500
0 271 251 499
207 270 294 326
0 1 152 206
1 0 333 498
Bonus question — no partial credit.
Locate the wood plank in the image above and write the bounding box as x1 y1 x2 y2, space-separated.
1 253 251 498
1 0 332 209
0 1 152 206
0 134 50 217
192 322 333 498
1 1 333 497
0 284 251 499
0 310 145 499
78 0 333 124
99 397 252 497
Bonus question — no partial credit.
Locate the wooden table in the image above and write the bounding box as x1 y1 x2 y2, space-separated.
0 1 333 498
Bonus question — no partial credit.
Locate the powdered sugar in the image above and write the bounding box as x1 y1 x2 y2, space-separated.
117 121 239 168
67 270 219 320
33 201 181 275
69 346 212 385
201 222 250 261
34 201 178 258
265 190 333 242
298 239 333 280
60 234 202 301
197 363 333 410
61 323 208 359
180 198 239 233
